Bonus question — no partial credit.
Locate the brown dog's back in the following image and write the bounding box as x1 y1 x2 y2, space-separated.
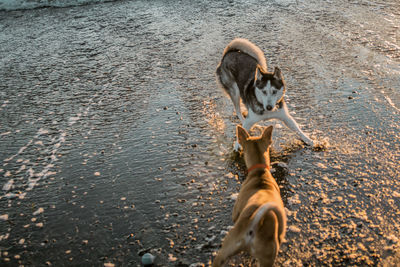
212 125 286 267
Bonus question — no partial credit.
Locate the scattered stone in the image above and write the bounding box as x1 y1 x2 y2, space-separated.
205 235 216 242
229 193 238 201
393 191 400 198
220 230 228 236
2 179 13 191
316 162 327 169
386 234 399 244
225 173 234 179
0 233 10 241
33 207 44 216
288 194 301 205
334 196 343 202
142 253 156 265
288 225 301 233
168 253 177 262
168 238 175 248
357 243 367 251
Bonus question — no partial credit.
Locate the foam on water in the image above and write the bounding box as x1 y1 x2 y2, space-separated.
1 128 66 199
0 0 116 11
384 94 400 113
68 113 81 126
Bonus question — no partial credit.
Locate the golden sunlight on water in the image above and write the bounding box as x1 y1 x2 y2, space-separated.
203 99 226 134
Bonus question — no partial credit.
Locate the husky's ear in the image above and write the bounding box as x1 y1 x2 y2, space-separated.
255 66 263 81
237 125 250 146
260 126 273 150
273 67 283 80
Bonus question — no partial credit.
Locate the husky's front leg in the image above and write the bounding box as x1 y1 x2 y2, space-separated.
234 109 260 151
279 108 314 146
231 83 245 124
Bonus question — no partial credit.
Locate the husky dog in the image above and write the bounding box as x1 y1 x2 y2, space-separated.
216 38 314 149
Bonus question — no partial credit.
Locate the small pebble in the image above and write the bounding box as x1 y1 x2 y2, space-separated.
33 207 44 216
142 253 155 265
288 225 301 233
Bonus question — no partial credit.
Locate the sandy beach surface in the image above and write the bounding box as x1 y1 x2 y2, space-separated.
1 0 399 266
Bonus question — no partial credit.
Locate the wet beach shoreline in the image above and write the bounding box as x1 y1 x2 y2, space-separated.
1 0 400 266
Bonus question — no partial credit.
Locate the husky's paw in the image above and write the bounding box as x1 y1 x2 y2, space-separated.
234 141 242 152
312 137 329 151
305 139 314 147
302 137 314 147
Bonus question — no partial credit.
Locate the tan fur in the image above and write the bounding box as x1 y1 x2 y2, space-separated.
213 126 287 267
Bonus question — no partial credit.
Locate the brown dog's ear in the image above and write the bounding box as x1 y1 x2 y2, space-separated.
237 125 249 146
260 126 273 150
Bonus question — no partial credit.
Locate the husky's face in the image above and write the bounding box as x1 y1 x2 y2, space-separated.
254 67 285 111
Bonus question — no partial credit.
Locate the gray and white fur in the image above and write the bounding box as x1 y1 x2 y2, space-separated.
216 38 314 149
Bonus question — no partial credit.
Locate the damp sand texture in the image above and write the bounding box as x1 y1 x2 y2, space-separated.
1 0 400 266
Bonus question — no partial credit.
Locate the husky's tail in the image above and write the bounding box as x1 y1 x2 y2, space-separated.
249 202 286 244
222 38 267 72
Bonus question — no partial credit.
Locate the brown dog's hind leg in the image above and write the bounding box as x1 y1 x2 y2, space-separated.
254 211 280 267
213 226 244 267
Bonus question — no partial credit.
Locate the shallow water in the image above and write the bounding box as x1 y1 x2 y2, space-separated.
0 0 399 266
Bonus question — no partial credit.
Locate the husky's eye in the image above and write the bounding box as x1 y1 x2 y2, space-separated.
272 91 277 95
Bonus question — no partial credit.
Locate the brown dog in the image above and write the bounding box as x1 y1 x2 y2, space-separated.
213 125 286 267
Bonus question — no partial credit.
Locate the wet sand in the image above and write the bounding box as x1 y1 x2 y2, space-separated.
0 0 400 266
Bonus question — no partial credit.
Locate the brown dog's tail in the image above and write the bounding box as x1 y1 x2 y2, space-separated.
249 203 287 244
